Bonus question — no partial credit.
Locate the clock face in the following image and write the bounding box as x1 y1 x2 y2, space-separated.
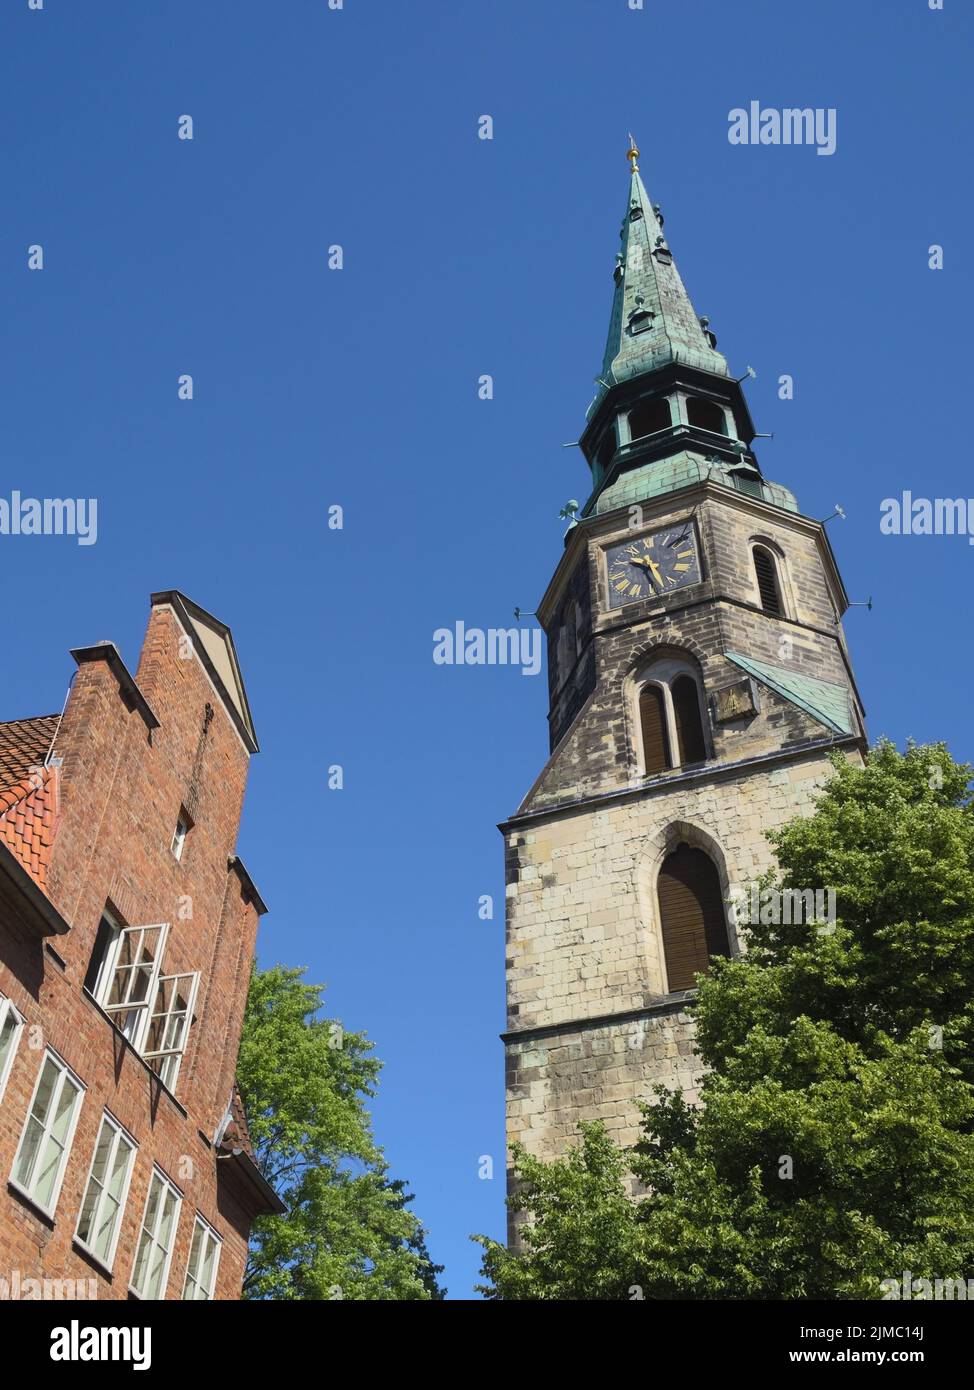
605 524 701 609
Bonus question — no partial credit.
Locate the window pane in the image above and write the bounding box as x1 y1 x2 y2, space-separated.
76 1182 100 1245
88 1125 113 1189
76 1125 113 1244
0 1007 19 1073
33 1134 66 1209
142 1174 162 1234
94 1193 121 1262
183 1221 219 1300
50 1076 81 1144
108 1135 134 1199
199 1233 216 1294
160 1003 188 1057
107 928 162 1012
158 1187 179 1248
77 1120 133 1266
183 1223 204 1300
132 1229 154 1294
30 1057 59 1124
146 1240 167 1299
14 1114 45 1188
145 973 197 1090
188 1221 204 1268
107 933 139 1007
133 1172 180 1299
129 960 155 1007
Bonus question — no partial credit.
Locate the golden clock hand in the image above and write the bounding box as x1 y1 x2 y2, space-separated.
627 554 660 592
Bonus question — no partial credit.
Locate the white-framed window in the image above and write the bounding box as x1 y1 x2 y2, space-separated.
95 923 169 1046
10 1050 85 1217
0 993 25 1103
130 1168 182 1300
74 1112 137 1272
143 971 200 1092
87 918 199 1095
171 813 191 862
102 924 169 1045
182 1215 222 1300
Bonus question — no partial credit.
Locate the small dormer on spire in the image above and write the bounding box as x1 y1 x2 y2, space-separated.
596 139 728 403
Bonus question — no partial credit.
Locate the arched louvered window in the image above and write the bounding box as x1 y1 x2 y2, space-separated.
753 545 783 616
639 685 671 775
671 675 707 765
628 397 672 442
635 661 709 776
657 844 730 992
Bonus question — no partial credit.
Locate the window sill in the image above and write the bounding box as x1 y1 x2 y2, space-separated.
638 758 710 784
7 1178 57 1227
73 1237 117 1280
127 1283 170 1302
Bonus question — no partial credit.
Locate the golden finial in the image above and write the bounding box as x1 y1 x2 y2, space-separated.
626 133 640 173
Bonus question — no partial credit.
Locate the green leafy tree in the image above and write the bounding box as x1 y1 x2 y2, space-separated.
476 742 974 1299
239 964 444 1299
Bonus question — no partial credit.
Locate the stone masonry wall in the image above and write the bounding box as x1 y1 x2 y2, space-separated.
504 743 862 1171
505 482 865 1237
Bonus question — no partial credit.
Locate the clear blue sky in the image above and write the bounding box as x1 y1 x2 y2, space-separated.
1 0 971 1299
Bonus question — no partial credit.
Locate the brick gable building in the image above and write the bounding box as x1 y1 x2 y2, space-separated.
0 590 281 1301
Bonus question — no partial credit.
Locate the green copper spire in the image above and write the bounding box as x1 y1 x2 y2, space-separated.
577 140 800 521
595 139 727 407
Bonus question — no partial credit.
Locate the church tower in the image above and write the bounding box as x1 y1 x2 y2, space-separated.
502 142 866 1219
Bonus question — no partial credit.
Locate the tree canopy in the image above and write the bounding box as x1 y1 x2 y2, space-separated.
477 742 974 1299
239 964 444 1300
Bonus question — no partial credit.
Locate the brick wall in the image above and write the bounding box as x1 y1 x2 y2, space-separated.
0 597 264 1300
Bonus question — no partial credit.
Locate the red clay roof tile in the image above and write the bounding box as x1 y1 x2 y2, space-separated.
0 715 61 791
0 767 59 891
0 717 62 890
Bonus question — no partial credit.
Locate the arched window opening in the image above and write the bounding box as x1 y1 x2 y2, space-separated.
671 675 707 765
686 398 727 435
657 844 730 992
596 431 617 477
628 397 671 442
639 685 671 776
753 546 783 616
634 658 709 776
